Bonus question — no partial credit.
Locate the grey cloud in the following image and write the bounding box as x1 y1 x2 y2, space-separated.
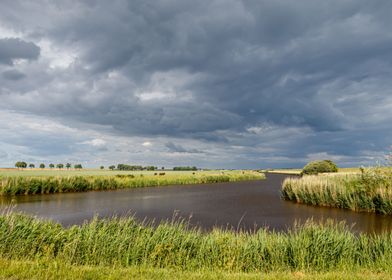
0 38 40 65
2 69 26 80
165 142 203 154
0 150 7 159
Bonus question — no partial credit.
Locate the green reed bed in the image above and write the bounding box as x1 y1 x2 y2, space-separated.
281 167 392 214
0 171 264 196
0 213 392 273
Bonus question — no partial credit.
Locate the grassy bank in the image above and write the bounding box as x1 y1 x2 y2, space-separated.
281 167 392 214
1 213 392 273
1 259 391 280
0 169 244 177
0 171 264 196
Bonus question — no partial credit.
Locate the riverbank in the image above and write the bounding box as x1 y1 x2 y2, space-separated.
1 213 392 274
281 167 392 214
0 170 264 196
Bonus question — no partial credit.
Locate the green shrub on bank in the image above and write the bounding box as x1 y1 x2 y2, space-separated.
282 167 392 214
0 172 265 196
1 213 392 272
301 160 338 175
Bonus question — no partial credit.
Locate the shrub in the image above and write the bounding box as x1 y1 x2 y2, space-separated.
301 160 338 175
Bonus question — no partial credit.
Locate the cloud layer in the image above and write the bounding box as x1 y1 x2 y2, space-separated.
0 0 391 168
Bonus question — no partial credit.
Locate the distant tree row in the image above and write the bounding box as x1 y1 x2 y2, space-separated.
15 162 82 169
116 164 158 171
173 166 198 171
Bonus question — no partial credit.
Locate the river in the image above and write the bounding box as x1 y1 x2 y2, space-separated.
1 173 392 233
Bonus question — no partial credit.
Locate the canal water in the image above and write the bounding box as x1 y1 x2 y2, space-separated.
1 173 392 233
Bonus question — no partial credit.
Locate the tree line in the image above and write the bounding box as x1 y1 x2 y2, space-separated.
173 166 198 171
116 164 159 171
14 161 198 171
15 162 83 169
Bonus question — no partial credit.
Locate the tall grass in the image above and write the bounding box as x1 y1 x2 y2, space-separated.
281 167 392 214
0 213 392 272
0 171 265 196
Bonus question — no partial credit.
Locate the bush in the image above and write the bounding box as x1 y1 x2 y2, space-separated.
301 160 338 175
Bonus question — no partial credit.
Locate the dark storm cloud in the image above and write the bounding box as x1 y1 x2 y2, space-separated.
0 0 392 167
0 38 40 65
34 0 391 132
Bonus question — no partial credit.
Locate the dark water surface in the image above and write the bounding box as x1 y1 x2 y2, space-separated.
1 174 392 234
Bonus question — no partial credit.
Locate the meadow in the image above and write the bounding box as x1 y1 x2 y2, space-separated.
0 213 392 279
281 167 392 214
0 170 264 196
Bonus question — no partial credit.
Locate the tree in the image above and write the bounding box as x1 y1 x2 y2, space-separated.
66 163 71 169
15 161 27 169
145 166 157 171
49 163 55 169
29 163 35 168
109 165 115 170
74 164 83 169
57 163 64 169
40 163 45 169
117 164 143 171
100 166 104 170
173 166 198 171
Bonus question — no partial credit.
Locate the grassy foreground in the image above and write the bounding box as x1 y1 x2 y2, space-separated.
1 259 391 280
281 167 392 214
1 213 392 274
0 170 264 196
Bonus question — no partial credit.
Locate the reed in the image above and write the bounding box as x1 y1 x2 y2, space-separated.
0 171 265 196
0 213 392 273
281 167 392 214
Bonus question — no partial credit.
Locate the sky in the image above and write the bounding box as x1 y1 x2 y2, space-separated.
0 0 391 169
